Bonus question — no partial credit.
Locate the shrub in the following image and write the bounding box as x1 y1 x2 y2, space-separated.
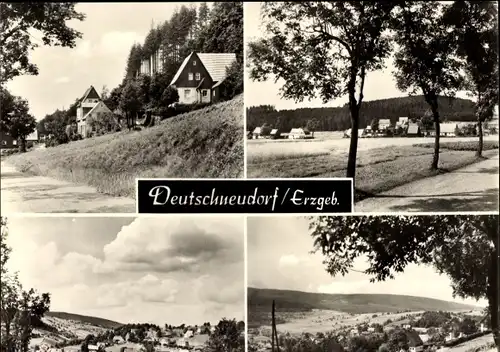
413 140 499 151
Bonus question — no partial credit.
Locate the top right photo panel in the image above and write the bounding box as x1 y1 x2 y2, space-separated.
244 1 499 213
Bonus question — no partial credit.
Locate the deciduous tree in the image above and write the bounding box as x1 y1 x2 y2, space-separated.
0 88 36 152
0 2 85 84
445 1 499 157
248 2 396 188
391 1 464 170
309 215 499 351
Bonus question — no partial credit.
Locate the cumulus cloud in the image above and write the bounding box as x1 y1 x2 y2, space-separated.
6 216 244 325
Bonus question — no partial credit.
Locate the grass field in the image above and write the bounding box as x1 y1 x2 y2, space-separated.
247 138 499 200
5 95 244 198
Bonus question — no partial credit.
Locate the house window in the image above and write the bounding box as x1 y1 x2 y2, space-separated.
202 90 208 97
195 73 201 81
188 72 193 80
193 60 196 66
213 91 216 97
2 140 7 145
13 140 17 145
184 89 190 98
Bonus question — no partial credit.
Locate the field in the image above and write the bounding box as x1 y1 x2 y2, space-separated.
5 95 244 198
248 288 480 330
247 135 499 199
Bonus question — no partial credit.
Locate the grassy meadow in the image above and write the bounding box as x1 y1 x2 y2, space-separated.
5 95 244 198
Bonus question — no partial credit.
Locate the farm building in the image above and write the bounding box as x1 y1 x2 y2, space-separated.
270 128 282 139
397 117 409 127
1 131 17 149
169 52 237 104
252 127 262 139
184 330 194 338
405 330 424 352
439 123 458 137
378 119 392 130
288 128 311 139
407 124 421 136
344 128 366 138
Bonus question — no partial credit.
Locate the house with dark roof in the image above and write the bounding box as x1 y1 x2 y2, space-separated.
1 131 17 149
405 329 424 352
169 52 237 105
76 85 114 138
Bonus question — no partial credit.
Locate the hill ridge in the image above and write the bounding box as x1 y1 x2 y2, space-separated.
45 311 122 329
248 287 480 313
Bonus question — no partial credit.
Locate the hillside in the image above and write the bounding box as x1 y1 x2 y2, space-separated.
45 311 122 329
248 287 479 314
6 95 244 197
247 95 476 132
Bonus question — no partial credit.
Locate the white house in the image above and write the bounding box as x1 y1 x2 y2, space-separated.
169 52 236 104
76 85 114 138
439 123 458 137
288 128 311 139
184 330 194 338
378 119 392 131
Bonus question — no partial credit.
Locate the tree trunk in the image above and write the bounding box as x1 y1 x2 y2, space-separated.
477 120 483 157
430 102 441 170
488 246 499 352
18 137 26 153
346 108 360 186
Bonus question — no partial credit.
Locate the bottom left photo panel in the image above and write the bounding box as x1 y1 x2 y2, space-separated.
0 215 246 352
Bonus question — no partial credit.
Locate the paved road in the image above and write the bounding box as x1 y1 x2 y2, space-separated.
355 154 499 212
1 162 136 213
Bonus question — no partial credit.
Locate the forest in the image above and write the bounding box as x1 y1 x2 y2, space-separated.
37 2 243 146
246 95 477 132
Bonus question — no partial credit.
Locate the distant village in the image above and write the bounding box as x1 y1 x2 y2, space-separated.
32 322 219 352
249 113 500 141
249 310 493 352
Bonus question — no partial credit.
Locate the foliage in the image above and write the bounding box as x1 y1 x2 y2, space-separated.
0 88 36 152
309 215 499 348
204 318 245 352
119 80 141 127
1 218 51 352
246 96 475 133
87 112 121 137
219 59 244 102
391 1 464 169
0 2 85 84
413 140 499 151
415 311 452 328
386 329 409 352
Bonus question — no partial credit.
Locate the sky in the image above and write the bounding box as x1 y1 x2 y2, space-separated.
244 2 472 110
247 216 487 308
4 215 244 326
6 2 211 120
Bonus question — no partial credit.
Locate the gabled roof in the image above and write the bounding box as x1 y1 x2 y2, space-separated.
407 124 420 134
405 330 424 347
80 85 100 102
197 53 236 82
81 101 112 121
379 119 391 126
170 52 236 86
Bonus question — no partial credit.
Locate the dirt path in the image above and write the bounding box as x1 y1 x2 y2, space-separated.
1 161 135 213
355 153 499 212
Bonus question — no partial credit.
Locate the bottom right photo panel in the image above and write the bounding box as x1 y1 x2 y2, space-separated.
247 215 499 352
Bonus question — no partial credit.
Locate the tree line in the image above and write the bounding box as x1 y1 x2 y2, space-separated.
247 95 477 133
248 1 498 187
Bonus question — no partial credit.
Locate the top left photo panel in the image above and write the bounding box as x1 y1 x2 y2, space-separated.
0 2 244 213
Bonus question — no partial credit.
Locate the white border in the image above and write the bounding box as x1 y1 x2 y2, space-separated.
135 177 354 214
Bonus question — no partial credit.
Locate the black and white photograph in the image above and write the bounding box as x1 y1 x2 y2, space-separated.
247 215 499 352
245 1 499 212
0 2 244 213
0 215 245 352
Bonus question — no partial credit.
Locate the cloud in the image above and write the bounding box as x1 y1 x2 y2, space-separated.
6 216 245 325
102 217 243 274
